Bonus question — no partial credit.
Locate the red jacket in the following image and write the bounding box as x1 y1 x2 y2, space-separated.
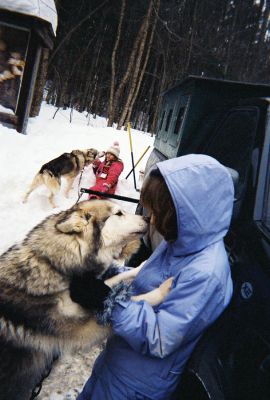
88 159 124 199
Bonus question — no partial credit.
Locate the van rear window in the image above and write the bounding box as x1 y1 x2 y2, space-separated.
159 110 165 131
174 107 185 134
165 109 173 131
202 106 260 199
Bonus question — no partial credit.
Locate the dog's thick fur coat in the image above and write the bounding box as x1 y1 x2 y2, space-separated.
0 200 147 400
23 149 100 207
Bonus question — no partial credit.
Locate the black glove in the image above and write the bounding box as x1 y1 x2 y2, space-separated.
70 272 111 311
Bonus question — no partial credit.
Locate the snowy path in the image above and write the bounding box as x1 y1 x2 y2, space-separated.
39 345 103 400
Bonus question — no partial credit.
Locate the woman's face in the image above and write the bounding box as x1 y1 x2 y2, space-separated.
106 152 116 162
141 171 178 242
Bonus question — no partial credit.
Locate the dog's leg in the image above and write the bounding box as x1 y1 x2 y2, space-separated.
23 174 43 203
105 263 173 307
132 277 173 306
104 262 145 288
0 340 52 400
44 173 60 208
58 277 171 350
64 175 76 198
48 193 57 208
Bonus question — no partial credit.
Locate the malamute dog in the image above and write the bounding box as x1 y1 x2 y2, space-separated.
23 148 100 207
0 200 171 400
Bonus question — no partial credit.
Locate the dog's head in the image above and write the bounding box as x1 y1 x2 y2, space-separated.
52 200 148 276
71 148 101 166
84 148 104 165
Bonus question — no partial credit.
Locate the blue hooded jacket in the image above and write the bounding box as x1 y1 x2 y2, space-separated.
78 154 234 400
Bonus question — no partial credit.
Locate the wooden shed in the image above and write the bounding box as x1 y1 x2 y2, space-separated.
0 0 57 133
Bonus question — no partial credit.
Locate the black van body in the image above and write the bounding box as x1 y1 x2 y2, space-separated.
141 76 270 400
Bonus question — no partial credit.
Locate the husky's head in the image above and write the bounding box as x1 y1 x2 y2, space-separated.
71 148 101 166
84 148 104 165
50 200 148 276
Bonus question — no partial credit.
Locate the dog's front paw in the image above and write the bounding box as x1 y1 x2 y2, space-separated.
131 277 173 306
158 277 173 299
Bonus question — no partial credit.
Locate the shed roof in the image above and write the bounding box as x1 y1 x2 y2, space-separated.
163 75 270 95
0 0 57 35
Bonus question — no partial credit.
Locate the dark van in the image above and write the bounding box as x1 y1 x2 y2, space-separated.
140 76 270 400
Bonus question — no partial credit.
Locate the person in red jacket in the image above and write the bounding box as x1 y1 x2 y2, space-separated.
88 141 124 199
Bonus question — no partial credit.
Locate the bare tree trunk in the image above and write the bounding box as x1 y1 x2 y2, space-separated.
185 0 198 72
117 0 155 129
107 0 126 126
251 0 269 79
82 23 107 113
111 9 148 126
142 59 158 132
49 1 109 65
149 55 168 134
122 0 160 128
223 3 238 78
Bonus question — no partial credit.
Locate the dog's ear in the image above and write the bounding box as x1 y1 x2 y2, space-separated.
71 150 82 156
56 212 88 233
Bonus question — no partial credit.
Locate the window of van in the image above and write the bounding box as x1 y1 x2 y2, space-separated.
159 110 165 131
202 106 260 199
262 167 270 232
165 109 173 131
174 107 185 134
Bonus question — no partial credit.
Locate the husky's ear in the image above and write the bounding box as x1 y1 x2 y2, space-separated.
56 213 88 233
71 150 82 156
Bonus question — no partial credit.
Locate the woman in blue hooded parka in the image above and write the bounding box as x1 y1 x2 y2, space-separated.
77 154 234 400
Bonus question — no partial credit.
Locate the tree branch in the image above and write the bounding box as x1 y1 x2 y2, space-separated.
49 0 109 65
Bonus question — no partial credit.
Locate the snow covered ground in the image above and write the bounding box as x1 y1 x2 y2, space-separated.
0 103 154 399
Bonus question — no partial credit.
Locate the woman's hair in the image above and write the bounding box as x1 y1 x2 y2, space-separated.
141 168 178 242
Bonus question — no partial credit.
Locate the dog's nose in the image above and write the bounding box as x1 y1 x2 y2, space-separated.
143 216 150 223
